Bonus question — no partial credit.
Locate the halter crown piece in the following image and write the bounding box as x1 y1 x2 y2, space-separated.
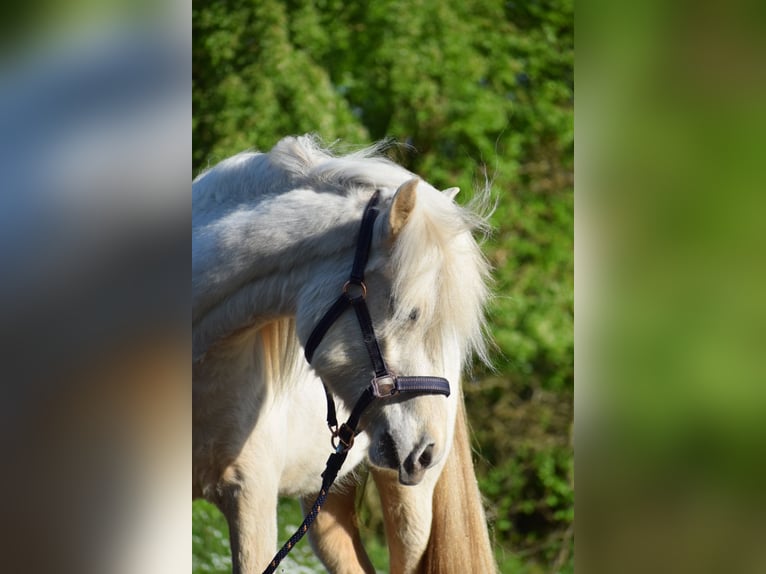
262 190 451 574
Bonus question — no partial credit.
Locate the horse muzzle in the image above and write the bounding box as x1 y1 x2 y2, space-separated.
370 427 441 486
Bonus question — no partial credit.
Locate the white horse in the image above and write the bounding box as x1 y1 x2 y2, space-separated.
192 135 496 573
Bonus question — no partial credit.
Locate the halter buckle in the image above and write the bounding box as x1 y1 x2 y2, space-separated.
371 374 398 397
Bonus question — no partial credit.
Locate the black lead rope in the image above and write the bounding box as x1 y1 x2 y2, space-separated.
262 190 450 574
261 449 347 574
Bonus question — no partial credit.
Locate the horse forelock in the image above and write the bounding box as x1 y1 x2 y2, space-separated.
388 187 492 370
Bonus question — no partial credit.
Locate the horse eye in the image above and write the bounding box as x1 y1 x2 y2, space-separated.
409 308 419 321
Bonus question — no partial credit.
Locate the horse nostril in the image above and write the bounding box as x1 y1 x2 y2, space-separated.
418 443 434 468
398 441 436 485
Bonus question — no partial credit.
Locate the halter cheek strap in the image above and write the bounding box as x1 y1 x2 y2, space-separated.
262 190 451 574
303 188 381 366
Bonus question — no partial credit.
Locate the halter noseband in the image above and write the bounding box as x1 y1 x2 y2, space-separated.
263 189 451 574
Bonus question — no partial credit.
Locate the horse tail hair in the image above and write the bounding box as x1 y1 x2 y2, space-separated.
420 396 497 573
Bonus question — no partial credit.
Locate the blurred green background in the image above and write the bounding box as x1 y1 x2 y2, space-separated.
193 0 573 572
576 1 766 572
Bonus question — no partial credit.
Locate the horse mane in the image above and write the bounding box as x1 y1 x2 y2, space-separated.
196 135 491 383
275 135 493 371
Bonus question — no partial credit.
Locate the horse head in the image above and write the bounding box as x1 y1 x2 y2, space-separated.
296 176 489 486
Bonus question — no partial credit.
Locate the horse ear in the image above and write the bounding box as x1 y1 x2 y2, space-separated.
442 187 460 201
389 178 419 237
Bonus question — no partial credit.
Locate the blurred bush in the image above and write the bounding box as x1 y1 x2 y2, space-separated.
577 1 766 572
0 1 189 573
194 0 573 570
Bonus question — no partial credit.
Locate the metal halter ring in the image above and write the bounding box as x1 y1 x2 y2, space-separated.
342 280 367 300
332 423 355 453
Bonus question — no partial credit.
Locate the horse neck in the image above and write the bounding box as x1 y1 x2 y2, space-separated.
192 187 363 361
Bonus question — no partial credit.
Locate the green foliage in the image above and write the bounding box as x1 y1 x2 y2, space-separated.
193 0 573 570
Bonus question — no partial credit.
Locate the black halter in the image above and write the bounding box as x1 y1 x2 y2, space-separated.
304 189 450 450
262 190 451 574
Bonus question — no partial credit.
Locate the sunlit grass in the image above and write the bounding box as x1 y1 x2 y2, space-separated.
193 498 390 573
192 497 570 573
